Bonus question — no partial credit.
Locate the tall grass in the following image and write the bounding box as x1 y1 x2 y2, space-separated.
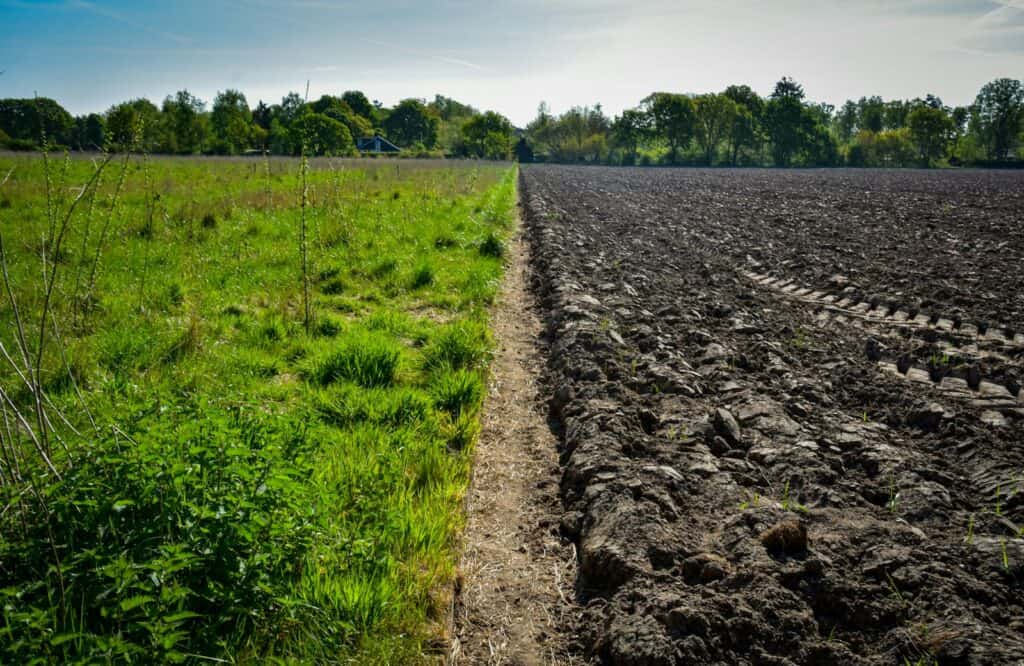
0 151 516 663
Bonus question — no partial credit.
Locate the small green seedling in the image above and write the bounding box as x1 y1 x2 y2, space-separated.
886 572 906 606
780 480 808 513
964 513 975 545
888 472 899 514
791 329 808 349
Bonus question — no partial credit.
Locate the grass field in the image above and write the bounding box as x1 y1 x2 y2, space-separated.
0 152 515 663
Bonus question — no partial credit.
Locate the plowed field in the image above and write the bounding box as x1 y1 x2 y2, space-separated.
521 165 1024 665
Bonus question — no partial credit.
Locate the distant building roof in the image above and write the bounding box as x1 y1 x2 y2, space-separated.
356 135 401 153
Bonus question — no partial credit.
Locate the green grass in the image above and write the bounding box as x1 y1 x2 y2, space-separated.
0 153 516 663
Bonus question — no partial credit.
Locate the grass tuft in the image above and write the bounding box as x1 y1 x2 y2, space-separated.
410 262 435 289
304 332 401 388
423 319 491 371
430 368 485 419
479 231 505 258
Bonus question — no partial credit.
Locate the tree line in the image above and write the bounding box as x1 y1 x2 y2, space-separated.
0 89 514 159
523 77 1024 167
1 76 1022 166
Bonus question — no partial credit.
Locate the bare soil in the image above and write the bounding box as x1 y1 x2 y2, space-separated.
520 165 1024 665
451 215 581 665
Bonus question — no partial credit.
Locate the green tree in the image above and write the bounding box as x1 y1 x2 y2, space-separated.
835 100 858 142
430 95 480 155
557 105 609 161
162 90 208 154
269 119 295 155
876 128 915 166
342 90 375 122
279 92 305 125
514 136 534 163
693 93 738 165
252 100 274 130
106 99 161 151
291 110 354 156
430 95 477 122
723 85 764 165
611 108 650 164
0 98 74 147
72 113 106 150
525 102 556 159
642 92 695 164
383 99 439 148
461 111 513 159
766 78 806 166
211 89 253 154
971 78 1024 160
857 95 885 133
309 95 373 143
907 105 953 166
882 99 910 130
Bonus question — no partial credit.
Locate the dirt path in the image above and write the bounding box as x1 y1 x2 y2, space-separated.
450 212 578 665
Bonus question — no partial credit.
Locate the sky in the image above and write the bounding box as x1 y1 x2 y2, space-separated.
1 0 1022 126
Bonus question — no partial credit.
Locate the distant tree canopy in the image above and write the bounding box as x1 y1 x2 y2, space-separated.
341 90 375 123
309 95 373 144
0 98 73 147
693 93 738 165
162 90 208 154
972 78 1024 160
210 89 253 154
462 111 513 159
2 77 1021 167
291 109 355 156
907 105 954 166
106 98 161 151
642 93 695 164
383 99 439 150
517 76 1022 168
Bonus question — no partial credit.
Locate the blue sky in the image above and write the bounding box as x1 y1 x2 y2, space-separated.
1 0 1022 125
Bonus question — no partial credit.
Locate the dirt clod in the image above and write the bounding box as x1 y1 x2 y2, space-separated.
760 520 809 556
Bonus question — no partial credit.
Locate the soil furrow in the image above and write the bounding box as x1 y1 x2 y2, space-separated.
521 165 1024 665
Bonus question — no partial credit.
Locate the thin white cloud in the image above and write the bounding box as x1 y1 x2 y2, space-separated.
357 37 493 73
67 0 192 45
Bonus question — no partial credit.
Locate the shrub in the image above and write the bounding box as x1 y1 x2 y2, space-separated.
5 138 38 151
304 332 401 388
0 410 318 663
